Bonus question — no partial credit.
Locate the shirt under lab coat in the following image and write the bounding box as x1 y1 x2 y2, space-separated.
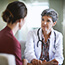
24 28 64 64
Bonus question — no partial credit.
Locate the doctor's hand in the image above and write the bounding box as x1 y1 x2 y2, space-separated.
41 59 58 65
47 59 58 65
31 59 42 65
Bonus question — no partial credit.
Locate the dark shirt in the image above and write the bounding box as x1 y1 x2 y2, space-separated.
0 26 22 65
40 38 50 61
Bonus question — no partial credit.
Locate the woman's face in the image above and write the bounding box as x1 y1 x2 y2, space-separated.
41 15 56 33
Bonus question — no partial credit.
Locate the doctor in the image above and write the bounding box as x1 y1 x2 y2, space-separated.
24 9 64 65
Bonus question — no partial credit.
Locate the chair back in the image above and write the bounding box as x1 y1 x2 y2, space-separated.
0 53 16 65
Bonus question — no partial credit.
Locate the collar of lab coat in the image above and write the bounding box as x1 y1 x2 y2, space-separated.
39 28 55 41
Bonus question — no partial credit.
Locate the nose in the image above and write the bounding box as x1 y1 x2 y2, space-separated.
44 21 47 25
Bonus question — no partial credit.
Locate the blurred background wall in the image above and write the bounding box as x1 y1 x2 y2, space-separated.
0 0 65 64
63 0 65 65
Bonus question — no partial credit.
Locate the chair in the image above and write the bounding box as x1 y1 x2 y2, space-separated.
0 53 16 65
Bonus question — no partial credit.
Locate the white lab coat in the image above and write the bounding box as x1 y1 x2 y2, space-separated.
24 28 64 64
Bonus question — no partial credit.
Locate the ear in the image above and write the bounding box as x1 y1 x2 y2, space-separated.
18 19 23 23
53 21 57 26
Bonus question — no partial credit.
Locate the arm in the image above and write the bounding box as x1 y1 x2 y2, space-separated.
10 38 22 65
24 30 37 62
27 59 58 65
54 33 64 64
41 59 58 65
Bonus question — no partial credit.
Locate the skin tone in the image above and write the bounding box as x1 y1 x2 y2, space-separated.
30 15 58 65
41 59 58 65
41 15 56 42
7 18 25 35
31 59 42 65
30 59 58 65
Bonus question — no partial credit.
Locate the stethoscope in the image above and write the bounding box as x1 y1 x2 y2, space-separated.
37 28 56 61
37 28 56 49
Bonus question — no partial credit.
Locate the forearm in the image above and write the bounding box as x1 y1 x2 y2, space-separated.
41 59 58 65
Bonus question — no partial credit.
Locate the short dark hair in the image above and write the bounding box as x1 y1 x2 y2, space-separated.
2 1 27 24
41 9 58 22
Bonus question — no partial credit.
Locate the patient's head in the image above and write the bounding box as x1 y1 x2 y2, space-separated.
2 1 27 24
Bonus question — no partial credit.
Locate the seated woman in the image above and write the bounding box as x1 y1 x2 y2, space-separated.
0 1 27 65
24 8 64 65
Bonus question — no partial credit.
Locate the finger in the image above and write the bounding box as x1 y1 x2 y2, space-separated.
33 59 37 65
23 59 28 65
52 59 58 64
39 60 42 64
52 59 58 62
31 59 36 65
36 60 39 65
51 61 58 65
35 59 41 65
37 60 39 65
42 60 47 63
27 63 32 65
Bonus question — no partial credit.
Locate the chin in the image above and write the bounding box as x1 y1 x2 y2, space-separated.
42 28 46 31
42 29 47 32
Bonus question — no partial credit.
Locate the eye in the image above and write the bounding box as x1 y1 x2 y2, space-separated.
47 20 50 22
42 18 44 21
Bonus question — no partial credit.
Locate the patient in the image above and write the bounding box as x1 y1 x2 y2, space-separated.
0 1 27 65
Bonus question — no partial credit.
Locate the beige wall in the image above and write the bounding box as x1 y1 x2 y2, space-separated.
63 0 65 64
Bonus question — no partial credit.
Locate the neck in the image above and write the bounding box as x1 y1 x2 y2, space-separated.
42 30 51 42
7 22 19 35
42 30 51 38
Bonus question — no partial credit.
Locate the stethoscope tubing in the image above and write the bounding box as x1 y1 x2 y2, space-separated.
37 28 56 50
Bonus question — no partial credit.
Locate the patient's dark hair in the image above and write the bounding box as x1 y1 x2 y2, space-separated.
2 1 27 24
41 9 58 22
